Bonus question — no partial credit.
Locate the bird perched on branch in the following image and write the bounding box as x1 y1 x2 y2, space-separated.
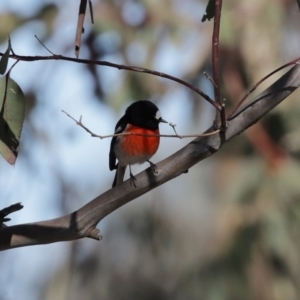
109 100 167 187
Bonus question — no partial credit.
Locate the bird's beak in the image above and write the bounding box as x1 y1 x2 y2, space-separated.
159 118 168 124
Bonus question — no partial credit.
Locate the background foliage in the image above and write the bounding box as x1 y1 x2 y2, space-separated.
1 0 300 299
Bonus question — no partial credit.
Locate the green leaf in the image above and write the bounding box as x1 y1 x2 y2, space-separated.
0 76 26 165
0 39 11 75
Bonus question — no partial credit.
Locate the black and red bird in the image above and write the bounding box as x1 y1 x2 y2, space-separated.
109 100 167 187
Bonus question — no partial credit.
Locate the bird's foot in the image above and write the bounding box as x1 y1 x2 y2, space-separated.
147 160 158 174
129 172 137 188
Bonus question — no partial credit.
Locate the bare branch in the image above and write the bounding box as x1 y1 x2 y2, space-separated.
212 0 222 106
211 0 226 129
62 110 221 139
228 57 300 118
88 0 94 24
0 52 220 110
1 64 300 250
203 71 218 89
34 35 55 55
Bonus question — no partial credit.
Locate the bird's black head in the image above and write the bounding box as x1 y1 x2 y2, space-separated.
125 100 167 130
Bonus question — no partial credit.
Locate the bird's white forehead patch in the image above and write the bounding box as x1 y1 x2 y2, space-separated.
155 110 161 120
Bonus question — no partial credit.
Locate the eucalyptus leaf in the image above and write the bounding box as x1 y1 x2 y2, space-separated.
0 76 26 165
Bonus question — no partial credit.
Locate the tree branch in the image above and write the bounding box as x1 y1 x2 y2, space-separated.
0 52 220 110
228 57 300 118
211 0 226 129
1 64 300 251
212 0 222 106
62 110 221 139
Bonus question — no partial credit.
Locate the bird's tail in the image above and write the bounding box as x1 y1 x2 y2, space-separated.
112 164 127 187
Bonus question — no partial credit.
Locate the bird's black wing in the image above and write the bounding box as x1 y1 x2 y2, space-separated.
109 115 128 171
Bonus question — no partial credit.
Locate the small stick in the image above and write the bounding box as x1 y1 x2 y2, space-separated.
34 35 55 55
62 110 220 139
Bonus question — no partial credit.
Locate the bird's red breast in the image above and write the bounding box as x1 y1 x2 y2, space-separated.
119 125 160 160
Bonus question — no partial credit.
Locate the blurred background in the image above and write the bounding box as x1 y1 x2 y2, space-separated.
1 0 300 299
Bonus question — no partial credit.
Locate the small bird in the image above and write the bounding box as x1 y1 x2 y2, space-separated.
109 100 167 187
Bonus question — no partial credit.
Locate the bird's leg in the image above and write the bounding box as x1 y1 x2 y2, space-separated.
147 160 158 174
129 165 137 188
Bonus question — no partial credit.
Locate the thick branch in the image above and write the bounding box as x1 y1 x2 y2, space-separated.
1 64 300 251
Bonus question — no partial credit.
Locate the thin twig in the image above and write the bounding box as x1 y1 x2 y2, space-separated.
203 71 218 89
7 60 19 74
62 110 220 139
228 57 300 119
169 123 182 138
2 52 221 110
8 36 14 56
34 35 55 55
211 0 226 130
212 0 222 106
89 0 94 24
